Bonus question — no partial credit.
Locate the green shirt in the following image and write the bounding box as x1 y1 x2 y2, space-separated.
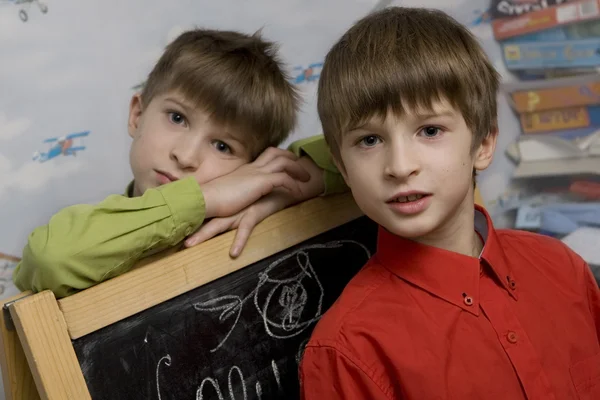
13 135 345 298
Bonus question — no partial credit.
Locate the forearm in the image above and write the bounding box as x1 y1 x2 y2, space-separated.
13 178 205 298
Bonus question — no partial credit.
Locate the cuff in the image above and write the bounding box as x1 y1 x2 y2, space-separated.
157 177 206 236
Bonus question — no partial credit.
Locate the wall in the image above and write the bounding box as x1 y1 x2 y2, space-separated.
0 0 518 397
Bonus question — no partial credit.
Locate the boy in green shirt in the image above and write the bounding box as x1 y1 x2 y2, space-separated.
13 29 341 298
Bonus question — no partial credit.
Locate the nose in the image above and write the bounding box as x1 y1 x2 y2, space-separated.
383 138 420 180
170 137 202 170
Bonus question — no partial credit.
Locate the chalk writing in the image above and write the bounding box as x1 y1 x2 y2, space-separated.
272 360 281 390
228 366 247 400
193 295 244 352
193 240 370 352
196 376 223 400
255 382 262 400
194 364 264 400
156 354 171 400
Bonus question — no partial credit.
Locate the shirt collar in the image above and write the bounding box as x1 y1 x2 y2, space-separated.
374 205 517 316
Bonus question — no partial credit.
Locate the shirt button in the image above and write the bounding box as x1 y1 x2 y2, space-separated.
507 331 518 344
507 276 517 290
463 296 474 306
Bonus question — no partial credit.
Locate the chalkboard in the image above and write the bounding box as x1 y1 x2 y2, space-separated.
71 215 377 400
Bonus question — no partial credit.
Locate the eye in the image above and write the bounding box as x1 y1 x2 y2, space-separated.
212 140 232 154
168 111 187 126
420 126 441 138
359 135 381 147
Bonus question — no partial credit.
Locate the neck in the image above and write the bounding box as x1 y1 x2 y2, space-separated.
415 197 481 258
130 182 142 197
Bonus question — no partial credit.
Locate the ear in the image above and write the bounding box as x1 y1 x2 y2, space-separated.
473 127 497 172
128 94 144 138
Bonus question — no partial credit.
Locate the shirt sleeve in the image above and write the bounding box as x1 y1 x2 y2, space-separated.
300 344 392 400
565 245 600 341
288 135 348 195
12 177 205 298
583 261 600 341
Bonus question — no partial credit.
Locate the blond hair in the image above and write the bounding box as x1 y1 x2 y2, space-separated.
318 7 499 165
141 29 299 157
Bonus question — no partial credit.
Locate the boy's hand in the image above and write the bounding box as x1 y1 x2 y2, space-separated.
185 156 326 256
185 189 290 256
201 148 311 219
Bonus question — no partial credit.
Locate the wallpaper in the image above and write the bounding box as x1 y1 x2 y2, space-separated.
0 0 517 397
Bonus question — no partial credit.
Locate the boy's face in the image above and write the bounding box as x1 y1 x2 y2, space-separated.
127 91 253 196
337 99 496 241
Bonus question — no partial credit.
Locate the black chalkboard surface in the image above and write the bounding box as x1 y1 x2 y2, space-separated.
72 215 377 400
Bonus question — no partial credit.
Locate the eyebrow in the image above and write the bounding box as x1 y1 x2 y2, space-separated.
411 110 457 120
348 116 385 132
348 109 457 132
220 130 246 146
163 97 195 115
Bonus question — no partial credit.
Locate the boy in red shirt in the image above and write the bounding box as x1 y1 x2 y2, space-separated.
300 7 600 400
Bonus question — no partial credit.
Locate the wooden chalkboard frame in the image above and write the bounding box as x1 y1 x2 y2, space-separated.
1 189 485 399
2 193 363 399
0 292 40 400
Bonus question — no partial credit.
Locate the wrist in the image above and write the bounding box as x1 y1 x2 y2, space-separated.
201 181 216 219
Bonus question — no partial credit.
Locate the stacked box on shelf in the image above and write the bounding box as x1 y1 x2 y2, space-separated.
521 105 600 134
489 1 600 241
492 0 600 77
503 74 600 176
501 18 600 70
489 0 576 21
492 0 600 40
510 76 600 112
490 1 600 177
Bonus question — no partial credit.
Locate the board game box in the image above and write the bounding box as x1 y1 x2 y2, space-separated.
493 0 600 40
503 38 600 70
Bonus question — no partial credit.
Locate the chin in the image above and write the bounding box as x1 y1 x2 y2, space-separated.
381 222 435 239
373 212 440 239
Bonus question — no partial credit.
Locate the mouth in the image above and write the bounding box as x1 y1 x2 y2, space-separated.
387 192 431 203
155 170 179 184
386 192 432 215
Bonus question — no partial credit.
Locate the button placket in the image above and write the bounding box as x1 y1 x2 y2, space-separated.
479 273 554 399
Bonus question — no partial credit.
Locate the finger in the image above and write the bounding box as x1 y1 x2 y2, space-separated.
230 218 256 258
185 218 233 247
264 172 303 199
253 147 298 167
262 156 311 182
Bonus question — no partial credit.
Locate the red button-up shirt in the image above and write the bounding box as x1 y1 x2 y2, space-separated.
300 206 600 400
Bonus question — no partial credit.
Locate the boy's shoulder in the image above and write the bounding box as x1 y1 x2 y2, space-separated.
495 227 589 288
495 227 576 261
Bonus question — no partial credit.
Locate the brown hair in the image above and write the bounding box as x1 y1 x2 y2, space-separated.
141 29 299 157
318 7 499 166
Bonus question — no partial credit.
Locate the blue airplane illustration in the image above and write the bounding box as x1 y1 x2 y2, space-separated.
32 131 90 163
292 62 323 84
469 7 492 27
0 0 48 22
